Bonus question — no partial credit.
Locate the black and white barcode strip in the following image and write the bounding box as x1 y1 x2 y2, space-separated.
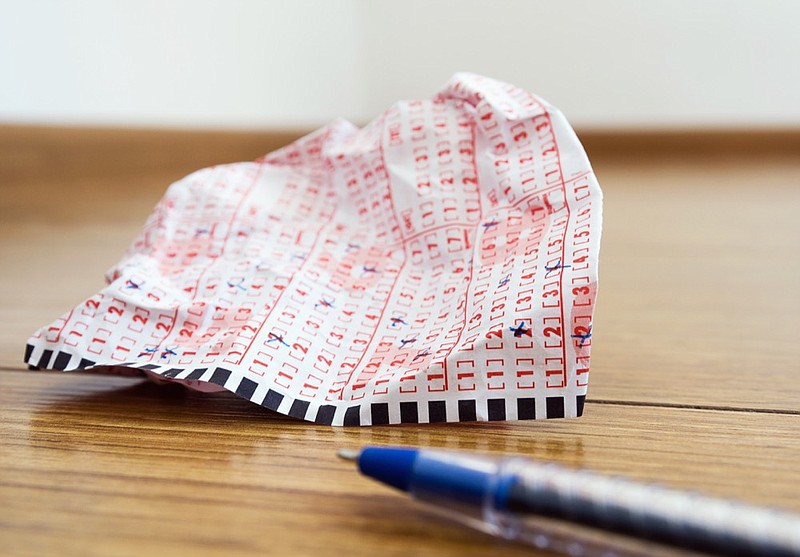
23 345 586 426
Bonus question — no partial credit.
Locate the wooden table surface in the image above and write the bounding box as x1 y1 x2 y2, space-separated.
1 127 799 556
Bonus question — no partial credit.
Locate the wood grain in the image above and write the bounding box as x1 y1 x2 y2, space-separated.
1 125 799 556
2 371 799 557
590 157 800 411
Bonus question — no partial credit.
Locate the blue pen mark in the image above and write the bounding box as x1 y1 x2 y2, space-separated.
138 346 158 358
125 279 143 289
267 332 290 347
571 325 593 347
315 296 335 309
362 265 380 274
194 227 210 238
346 243 360 252
227 278 247 291
499 274 511 287
160 346 178 359
482 218 499 231
509 322 532 338
545 259 571 277
399 335 418 349
390 317 407 327
412 349 431 362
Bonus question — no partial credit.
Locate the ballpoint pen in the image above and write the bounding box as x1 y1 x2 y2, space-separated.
337 446 800 557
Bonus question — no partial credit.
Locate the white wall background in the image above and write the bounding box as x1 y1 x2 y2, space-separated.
1 0 798 129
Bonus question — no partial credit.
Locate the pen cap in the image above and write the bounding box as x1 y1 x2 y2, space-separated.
358 447 500 506
357 447 419 491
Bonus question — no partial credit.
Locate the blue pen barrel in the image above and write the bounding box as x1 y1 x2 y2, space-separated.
408 451 499 507
354 448 800 557
491 458 800 557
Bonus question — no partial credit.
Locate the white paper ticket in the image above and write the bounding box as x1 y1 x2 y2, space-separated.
25 73 602 426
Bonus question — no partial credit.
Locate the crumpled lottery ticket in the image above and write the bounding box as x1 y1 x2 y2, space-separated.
25 73 602 426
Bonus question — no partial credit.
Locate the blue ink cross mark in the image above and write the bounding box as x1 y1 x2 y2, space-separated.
499 274 511 287
362 265 380 274
194 227 210 238
227 278 247 291
160 347 178 359
315 297 335 309
509 322 532 338
138 346 158 357
545 259 571 277
412 349 431 362
125 279 143 289
399 335 418 348
267 332 290 347
346 243 360 252
390 317 407 327
482 218 499 231
571 326 593 347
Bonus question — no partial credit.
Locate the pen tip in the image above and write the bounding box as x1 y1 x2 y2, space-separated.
337 448 360 462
